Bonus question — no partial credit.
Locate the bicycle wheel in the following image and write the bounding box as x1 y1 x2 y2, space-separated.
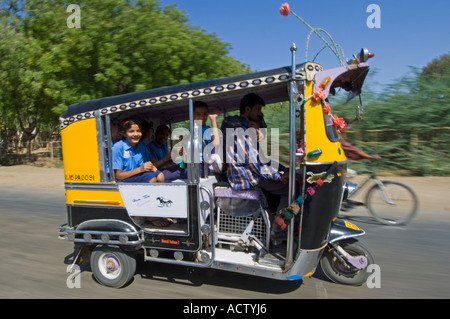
366 181 418 225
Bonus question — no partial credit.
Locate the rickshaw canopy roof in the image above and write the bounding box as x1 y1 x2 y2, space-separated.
60 62 369 129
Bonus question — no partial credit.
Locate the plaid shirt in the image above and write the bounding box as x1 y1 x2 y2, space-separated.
224 125 281 190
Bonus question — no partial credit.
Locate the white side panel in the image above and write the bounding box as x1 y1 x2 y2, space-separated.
118 184 188 218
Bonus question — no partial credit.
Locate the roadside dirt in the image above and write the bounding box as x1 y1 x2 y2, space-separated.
0 165 449 212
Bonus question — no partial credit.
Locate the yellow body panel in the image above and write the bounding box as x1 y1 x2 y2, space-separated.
65 189 123 206
61 118 101 183
304 81 347 163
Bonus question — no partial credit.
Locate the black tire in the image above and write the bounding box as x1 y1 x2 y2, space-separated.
366 181 418 226
320 239 374 286
90 245 136 288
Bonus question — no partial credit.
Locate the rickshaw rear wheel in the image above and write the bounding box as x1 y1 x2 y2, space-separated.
91 245 137 288
319 239 374 286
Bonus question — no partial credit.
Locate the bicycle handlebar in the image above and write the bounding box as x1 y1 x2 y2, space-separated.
354 170 378 178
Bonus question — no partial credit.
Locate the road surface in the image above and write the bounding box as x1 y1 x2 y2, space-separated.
0 166 449 301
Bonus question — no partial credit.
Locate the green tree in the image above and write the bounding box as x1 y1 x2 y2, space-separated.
0 0 249 147
0 14 48 148
23 0 249 114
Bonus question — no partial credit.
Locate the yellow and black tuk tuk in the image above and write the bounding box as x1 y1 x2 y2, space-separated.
58 42 375 288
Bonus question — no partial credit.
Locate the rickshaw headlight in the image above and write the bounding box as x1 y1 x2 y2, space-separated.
357 48 375 62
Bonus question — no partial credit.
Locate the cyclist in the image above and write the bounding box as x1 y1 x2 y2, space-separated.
341 118 380 178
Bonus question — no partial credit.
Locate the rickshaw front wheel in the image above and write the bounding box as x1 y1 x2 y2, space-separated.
91 245 137 288
319 239 374 286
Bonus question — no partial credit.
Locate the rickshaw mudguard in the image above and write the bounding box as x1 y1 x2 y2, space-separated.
327 218 365 244
62 219 143 248
76 218 138 233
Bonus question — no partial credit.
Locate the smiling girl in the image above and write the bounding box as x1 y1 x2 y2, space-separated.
112 119 164 183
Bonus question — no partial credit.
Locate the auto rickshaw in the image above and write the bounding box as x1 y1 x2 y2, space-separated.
58 37 375 287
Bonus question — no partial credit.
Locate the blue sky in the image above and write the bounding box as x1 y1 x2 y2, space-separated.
159 0 450 89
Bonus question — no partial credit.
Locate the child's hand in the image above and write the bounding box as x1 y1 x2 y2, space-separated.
208 113 219 121
142 162 156 172
208 108 220 122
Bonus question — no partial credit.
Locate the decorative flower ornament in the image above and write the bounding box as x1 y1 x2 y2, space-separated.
331 114 346 133
312 87 326 102
323 103 330 115
279 2 290 16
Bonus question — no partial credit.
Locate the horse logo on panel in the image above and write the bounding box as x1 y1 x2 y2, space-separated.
156 197 173 207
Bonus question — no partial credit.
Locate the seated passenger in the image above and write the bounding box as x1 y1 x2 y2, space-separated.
148 101 220 182
192 101 220 177
140 119 155 145
221 93 290 214
148 124 187 182
148 124 173 168
112 119 164 183
112 119 173 227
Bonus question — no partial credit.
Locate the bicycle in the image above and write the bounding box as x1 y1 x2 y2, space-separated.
341 170 419 226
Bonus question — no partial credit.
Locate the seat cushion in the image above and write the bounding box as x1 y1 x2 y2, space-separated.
214 187 260 200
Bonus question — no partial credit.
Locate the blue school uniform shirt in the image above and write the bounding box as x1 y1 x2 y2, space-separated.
112 139 151 172
147 126 212 163
148 140 169 161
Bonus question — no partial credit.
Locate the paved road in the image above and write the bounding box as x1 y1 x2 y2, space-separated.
0 185 449 300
